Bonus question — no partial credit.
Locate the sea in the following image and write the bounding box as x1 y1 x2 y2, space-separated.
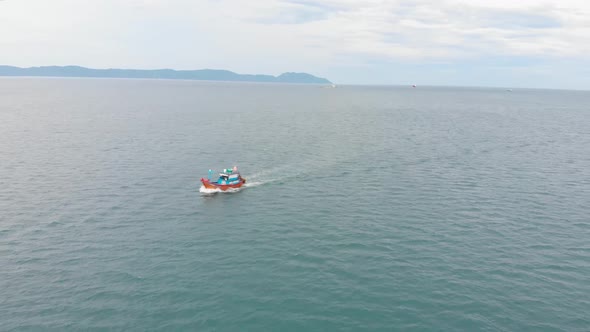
1 78 589 331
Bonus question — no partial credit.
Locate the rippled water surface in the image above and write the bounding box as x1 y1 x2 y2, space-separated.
1 78 589 331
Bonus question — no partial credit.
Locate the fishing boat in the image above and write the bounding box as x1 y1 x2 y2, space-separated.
201 166 246 191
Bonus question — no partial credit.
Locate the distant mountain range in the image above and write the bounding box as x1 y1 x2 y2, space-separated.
0 66 331 84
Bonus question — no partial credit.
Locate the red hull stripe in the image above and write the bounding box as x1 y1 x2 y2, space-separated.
201 179 245 191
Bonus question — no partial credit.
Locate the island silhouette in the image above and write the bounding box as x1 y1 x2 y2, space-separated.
0 65 331 84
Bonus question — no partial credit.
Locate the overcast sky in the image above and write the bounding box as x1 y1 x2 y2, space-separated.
1 0 589 88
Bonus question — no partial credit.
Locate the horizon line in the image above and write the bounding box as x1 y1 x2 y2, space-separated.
1 65 589 92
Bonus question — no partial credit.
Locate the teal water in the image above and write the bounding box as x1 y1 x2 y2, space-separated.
1 78 589 331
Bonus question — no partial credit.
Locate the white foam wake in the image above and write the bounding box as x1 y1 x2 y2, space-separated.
242 166 296 187
243 180 265 188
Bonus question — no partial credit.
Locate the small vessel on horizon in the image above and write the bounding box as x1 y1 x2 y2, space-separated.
201 166 246 191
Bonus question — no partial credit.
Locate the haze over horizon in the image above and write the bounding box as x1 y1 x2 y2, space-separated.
1 0 589 89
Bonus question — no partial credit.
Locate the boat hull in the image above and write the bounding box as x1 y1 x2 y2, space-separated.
201 178 246 191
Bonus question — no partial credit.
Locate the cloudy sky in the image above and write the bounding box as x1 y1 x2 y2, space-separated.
1 0 589 88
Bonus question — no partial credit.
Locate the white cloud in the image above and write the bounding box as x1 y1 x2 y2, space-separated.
0 0 589 87
261 0 590 60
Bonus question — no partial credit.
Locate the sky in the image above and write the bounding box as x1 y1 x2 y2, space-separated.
1 0 589 89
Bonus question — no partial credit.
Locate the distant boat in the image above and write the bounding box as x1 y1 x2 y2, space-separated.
201 166 246 191
506 89 513 92
412 84 416 88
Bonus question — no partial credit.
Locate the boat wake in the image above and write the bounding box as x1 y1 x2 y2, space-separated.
242 165 306 187
241 176 278 188
243 180 265 188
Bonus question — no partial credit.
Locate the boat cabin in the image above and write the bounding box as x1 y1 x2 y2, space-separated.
216 168 241 185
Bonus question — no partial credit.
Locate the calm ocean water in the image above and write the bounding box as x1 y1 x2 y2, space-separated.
1 78 589 331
